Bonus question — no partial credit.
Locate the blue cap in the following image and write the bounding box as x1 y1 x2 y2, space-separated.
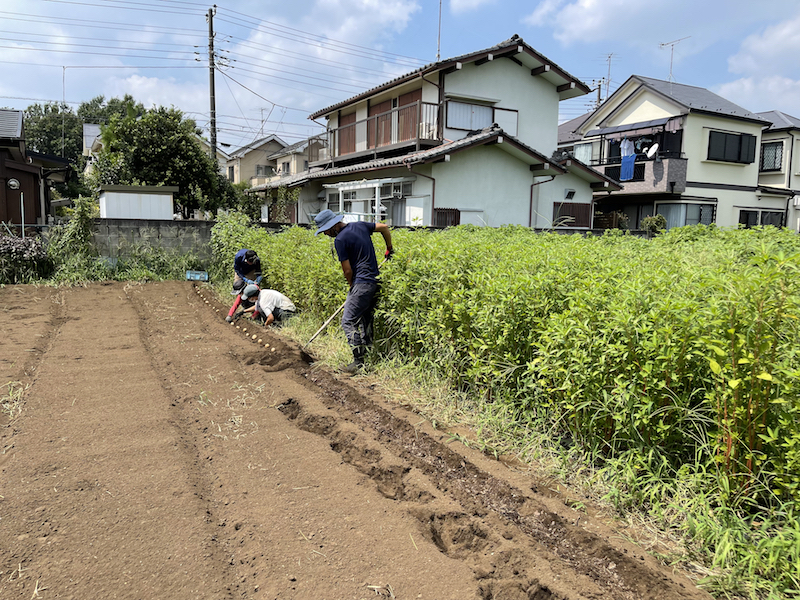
314 209 344 235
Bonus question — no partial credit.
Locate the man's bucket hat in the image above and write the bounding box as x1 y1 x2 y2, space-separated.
314 209 344 235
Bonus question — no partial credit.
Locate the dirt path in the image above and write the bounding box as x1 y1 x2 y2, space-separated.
0 281 711 600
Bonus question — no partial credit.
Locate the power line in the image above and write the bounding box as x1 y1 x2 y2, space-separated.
40 0 199 16
215 15 424 69
214 6 427 65
214 68 324 114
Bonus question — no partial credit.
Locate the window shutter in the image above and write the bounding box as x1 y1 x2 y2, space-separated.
723 133 740 162
708 131 725 161
740 134 756 164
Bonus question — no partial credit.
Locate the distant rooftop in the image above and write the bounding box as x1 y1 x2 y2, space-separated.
0 109 23 139
757 110 800 131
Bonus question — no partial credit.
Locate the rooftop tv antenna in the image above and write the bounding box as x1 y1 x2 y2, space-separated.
436 0 442 61
659 36 690 83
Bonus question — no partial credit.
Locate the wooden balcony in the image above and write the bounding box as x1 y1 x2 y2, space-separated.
599 155 687 195
308 101 440 166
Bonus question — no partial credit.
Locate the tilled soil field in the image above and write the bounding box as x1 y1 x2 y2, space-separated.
0 281 711 600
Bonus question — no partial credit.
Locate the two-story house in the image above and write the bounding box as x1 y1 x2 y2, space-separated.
756 110 800 232
225 134 287 187
249 35 619 228
560 75 795 230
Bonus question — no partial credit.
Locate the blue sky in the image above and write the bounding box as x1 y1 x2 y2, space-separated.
1 0 799 152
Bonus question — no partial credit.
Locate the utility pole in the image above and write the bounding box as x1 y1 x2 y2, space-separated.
207 6 217 160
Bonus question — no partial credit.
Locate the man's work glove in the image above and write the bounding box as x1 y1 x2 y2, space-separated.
254 275 263 285
384 247 394 260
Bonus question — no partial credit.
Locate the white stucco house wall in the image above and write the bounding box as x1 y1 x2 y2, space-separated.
559 76 795 230
756 110 800 232
248 35 619 229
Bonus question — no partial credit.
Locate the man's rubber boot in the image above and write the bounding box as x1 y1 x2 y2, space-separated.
342 347 366 375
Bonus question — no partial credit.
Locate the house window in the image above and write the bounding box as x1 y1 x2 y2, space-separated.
739 209 784 228
281 161 290 175
379 182 412 199
255 164 270 177
327 192 340 211
573 143 592 164
656 203 715 229
707 131 756 164
760 142 783 171
447 101 493 131
227 166 234 181
303 160 309 171
564 189 576 200
342 190 356 213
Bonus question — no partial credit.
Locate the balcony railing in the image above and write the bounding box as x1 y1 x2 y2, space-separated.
308 101 439 164
599 155 688 195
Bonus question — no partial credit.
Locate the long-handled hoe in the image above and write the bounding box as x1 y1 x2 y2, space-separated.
299 300 346 363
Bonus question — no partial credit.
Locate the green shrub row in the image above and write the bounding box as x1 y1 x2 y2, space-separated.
210 214 800 598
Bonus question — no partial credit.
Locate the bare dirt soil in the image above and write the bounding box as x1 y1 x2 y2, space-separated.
0 281 712 600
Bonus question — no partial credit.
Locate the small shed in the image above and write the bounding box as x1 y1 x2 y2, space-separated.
98 185 178 220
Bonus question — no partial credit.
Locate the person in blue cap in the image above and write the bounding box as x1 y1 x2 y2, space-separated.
314 209 393 374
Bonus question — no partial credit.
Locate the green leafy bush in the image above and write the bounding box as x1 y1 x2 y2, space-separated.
209 219 800 597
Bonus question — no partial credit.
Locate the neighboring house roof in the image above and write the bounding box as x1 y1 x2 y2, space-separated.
554 155 623 191
268 139 309 160
249 125 566 192
558 112 593 145
757 110 800 132
308 34 590 120
194 133 231 160
229 134 288 158
588 75 771 132
0 109 23 139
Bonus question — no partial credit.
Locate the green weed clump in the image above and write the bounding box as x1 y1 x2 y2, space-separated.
210 218 800 598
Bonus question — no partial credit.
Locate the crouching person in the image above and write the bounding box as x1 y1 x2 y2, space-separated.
240 284 296 326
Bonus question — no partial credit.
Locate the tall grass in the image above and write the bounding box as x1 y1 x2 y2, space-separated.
209 214 800 598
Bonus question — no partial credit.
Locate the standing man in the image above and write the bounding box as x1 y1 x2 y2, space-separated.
314 209 393 374
226 249 262 322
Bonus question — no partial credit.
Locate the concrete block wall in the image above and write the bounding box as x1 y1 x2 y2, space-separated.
92 219 215 262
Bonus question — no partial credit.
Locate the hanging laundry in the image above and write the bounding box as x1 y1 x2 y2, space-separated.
620 137 635 157
620 155 636 181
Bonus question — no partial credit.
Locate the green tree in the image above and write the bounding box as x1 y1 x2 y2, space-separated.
77 94 144 125
91 105 236 218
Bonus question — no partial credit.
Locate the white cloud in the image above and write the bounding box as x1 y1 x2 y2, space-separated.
728 12 800 76
715 76 800 115
523 0 567 26
450 0 495 14
107 75 209 114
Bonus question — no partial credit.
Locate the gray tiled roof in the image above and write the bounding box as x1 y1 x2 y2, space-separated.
757 110 800 131
0 109 23 139
267 138 309 159
635 76 768 123
308 34 589 120
229 134 288 158
558 112 593 145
